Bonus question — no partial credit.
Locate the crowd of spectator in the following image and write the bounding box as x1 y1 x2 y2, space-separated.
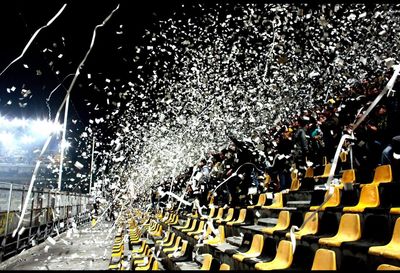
149 69 400 213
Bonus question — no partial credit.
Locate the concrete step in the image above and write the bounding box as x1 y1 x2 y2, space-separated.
241 225 266 233
286 200 311 206
258 218 278 226
226 236 243 247
176 261 200 270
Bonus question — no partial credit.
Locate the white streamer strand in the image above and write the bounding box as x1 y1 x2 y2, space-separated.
0 4 67 77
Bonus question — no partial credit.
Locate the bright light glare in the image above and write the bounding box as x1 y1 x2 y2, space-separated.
30 119 63 137
62 140 71 150
21 135 35 144
0 132 14 146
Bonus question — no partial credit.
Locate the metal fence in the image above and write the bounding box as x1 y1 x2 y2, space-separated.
0 182 93 262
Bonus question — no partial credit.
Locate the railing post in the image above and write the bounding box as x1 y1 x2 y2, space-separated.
4 184 13 237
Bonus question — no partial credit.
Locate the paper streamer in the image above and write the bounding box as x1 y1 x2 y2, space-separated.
0 4 67 77
13 4 120 237
289 65 400 253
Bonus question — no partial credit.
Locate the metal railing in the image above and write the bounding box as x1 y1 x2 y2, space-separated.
0 182 93 262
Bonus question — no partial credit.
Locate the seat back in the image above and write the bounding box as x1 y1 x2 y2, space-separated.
257 194 267 206
302 212 318 234
200 254 213 270
290 172 300 191
214 208 224 220
321 164 332 177
152 260 159 270
324 187 341 208
305 167 314 178
220 263 230 270
224 208 234 221
196 221 205 232
275 240 293 267
337 213 361 240
377 264 400 270
218 225 226 242
173 236 182 249
359 184 380 207
311 248 336 270
187 219 198 230
165 232 176 246
340 151 347 163
390 218 400 245
180 240 188 255
236 209 247 223
248 234 264 255
273 192 283 207
277 210 290 229
341 169 356 184
373 164 392 184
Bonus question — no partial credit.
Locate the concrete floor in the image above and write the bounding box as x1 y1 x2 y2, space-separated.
0 221 115 270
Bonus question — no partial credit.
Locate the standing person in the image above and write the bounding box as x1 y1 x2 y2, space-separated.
381 135 400 183
293 117 309 171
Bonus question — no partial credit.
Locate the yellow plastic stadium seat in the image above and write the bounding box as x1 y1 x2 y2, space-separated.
248 194 267 209
163 236 182 253
175 218 192 230
204 225 225 245
310 187 340 211
182 219 198 233
227 209 247 226
343 184 380 212
168 240 188 258
263 210 290 235
311 248 337 270
290 171 300 191
132 241 146 254
200 254 213 270
369 218 400 259
201 207 216 220
372 164 392 185
217 208 234 224
377 264 400 270
338 169 355 189
188 221 205 236
170 215 179 225
286 212 318 240
150 224 163 237
162 232 176 248
254 240 293 270
156 231 170 244
151 260 159 270
108 263 121 270
390 208 400 214
305 167 314 178
195 225 212 240
212 208 224 221
319 213 361 247
133 248 151 264
233 234 264 261
135 255 154 270
220 263 230 270
315 164 332 179
262 192 283 209
340 151 347 163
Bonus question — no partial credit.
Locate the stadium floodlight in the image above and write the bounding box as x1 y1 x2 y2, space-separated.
30 119 63 137
0 132 14 146
21 135 35 144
